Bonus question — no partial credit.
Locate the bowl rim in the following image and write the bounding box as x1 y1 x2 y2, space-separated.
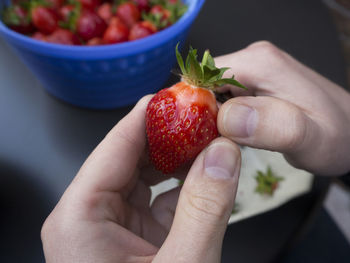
0 0 205 59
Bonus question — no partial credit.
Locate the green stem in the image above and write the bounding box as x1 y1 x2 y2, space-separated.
201 50 209 68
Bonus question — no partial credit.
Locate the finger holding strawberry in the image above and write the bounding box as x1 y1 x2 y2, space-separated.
146 44 246 174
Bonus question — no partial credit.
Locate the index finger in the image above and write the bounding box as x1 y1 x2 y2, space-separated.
75 95 152 194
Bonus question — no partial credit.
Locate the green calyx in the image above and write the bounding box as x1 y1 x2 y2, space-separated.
112 0 127 14
150 0 187 24
58 0 81 32
175 43 247 91
2 0 49 26
255 166 284 196
166 0 187 24
2 6 21 26
21 0 54 23
20 0 50 10
142 12 167 30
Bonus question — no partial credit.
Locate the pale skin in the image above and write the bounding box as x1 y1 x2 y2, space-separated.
216 41 350 176
41 41 350 262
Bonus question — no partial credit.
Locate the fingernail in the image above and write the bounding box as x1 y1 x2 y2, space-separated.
204 143 238 179
223 103 258 138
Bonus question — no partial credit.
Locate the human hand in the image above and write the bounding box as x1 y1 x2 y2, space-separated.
215 41 350 176
41 96 241 263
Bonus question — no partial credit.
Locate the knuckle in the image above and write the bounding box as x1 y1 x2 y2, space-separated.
248 40 277 53
41 214 54 243
281 108 307 151
111 126 141 148
248 40 274 49
184 188 230 225
248 41 286 63
246 41 288 79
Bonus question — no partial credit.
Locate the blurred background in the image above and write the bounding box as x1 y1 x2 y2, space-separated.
305 0 350 257
326 0 350 85
0 0 350 262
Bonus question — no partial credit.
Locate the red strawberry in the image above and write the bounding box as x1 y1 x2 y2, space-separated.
76 10 106 41
46 28 81 45
46 0 64 9
150 5 171 22
133 0 150 12
31 6 59 34
58 2 106 41
128 20 156 41
146 45 247 173
76 0 100 10
32 31 47 41
116 2 140 28
97 2 113 24
146 83 218 173
103 17 129 44
32 29 80 45
165 0 187 25
145 4 171 29
59 4 75 21
87 37 103 45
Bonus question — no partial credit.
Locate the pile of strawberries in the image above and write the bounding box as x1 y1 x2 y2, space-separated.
2 0 187 45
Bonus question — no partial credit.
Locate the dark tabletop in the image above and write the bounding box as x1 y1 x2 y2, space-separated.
0 0 347 262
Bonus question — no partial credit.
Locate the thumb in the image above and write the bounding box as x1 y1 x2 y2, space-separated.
217 96 319 154
153 138 241 263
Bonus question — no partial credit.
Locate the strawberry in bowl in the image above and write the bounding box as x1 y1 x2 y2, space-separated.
0 0 205 109
146 45 246 174
1 0 188 45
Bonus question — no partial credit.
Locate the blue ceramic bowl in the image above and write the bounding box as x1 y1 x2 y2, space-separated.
0 0 205 109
